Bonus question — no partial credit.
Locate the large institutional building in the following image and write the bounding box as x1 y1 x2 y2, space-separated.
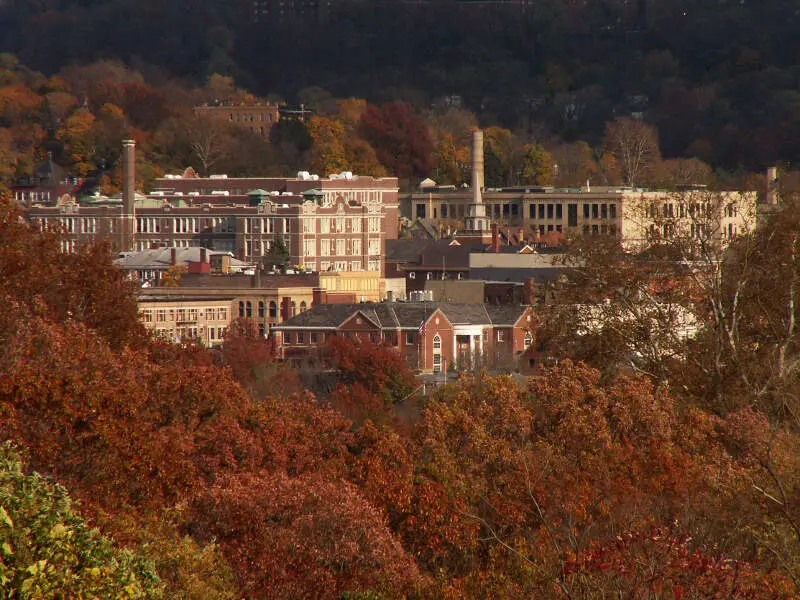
406 130 758 251
22 141 400 276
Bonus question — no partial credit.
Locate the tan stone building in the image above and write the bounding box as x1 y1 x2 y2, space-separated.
406 186 756 251
138 295 235 347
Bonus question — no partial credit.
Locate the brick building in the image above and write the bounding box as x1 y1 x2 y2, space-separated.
272 301 535 374
23 142 400 278
194 102 281 137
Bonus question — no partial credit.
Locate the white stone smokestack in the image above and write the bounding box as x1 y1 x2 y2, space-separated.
121 139 136 251
472 130 484 205
766 166 778 205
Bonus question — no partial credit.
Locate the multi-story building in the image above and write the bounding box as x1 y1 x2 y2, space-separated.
272 300 535 373
406 130 758 251
193 102 281 137
137 294 235 347
250 0 331 23
407 185 757 251
22 141 400 277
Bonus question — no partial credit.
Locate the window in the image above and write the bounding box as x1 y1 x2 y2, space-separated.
524 332 533 347
609 204 617 219
352 218 361 233
409 272 416 280
303 218 313 233
269 301 277 318
219 307 228 321
497 330 505 342
368 239 380 255
300 301 307 312
303 239 315 257
321 239 330 256
352 239 362 255
539 204 546 219
433 334 441 350
297 332 304 344
310 332 318 344
368 217 380 232
556 204 562 219
259 301 265 318
335 239 345 256
583 204 590 218
246 301 253 318
433 353 442 372
291 301 296 316
320 218 329 233
406 331 417 345
239 301 245 318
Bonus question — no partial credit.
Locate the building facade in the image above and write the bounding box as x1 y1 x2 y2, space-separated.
24 169 400 275
137 295 235 347
194 103 281 137
406 186 757 251
272 301 535 374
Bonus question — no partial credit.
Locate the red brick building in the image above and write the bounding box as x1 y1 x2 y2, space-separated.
272 301 535 374
24 166 400 275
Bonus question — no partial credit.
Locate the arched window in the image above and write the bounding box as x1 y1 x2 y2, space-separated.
524 332 533 348
300 301 307 312
258 301 265 318
433 334 441 350
238 301 245 318
246 301 252 318
409 272 416 280
269 301 277 318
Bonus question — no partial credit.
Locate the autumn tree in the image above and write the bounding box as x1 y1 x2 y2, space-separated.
188 472 424 600
326 335 416 404
55 107 97 175
0 443 162 599
307 115 348 175
602 117 661 186
518 143 554 186
359 101 434 182
409 364 753 593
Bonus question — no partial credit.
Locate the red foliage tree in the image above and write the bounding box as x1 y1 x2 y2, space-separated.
359 101 434 181
188 472 425 599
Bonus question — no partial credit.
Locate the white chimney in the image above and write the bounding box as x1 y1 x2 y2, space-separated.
472 130 484 205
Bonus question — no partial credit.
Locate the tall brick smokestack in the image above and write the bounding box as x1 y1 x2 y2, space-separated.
121 139 136 251
472 130 483 205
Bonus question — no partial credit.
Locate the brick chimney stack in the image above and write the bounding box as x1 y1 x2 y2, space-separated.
491 223 500 253
766 166 778 205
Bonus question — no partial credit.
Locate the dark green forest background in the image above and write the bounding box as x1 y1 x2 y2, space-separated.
2 0 799 171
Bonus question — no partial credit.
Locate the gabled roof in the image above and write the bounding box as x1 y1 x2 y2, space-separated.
485 305 530 326
114 247 249 270
273 302 529 331
386 239 431 262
